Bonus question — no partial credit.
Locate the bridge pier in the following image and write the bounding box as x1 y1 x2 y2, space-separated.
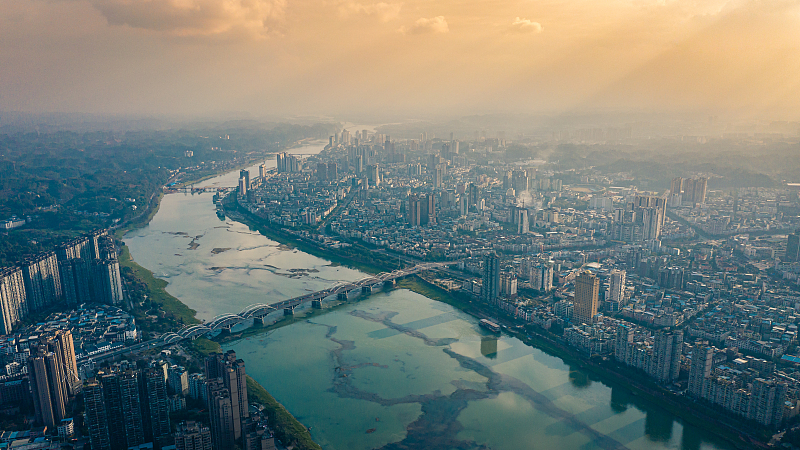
253 316 266 326
284 307 294 316
362 285 372 295
219 327 231 336
384 280 395 289
312 300 322 309
337 292 348 301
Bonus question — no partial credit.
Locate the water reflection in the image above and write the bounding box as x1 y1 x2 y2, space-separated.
567 364 592 389
645 407 675 442
480 337 498 359
609 385 632 414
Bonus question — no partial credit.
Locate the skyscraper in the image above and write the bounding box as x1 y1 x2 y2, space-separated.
206 351 248 439
0 267 27 335
143 367 171 449
207 379 235 450
468 183 480 211
94 259 124 305
482 253 500 304
574 272 599 325
670 177 684 196
407 195 421 227
84 379 111 450
530 263 553 293
29 349 68 429
615 324 633 365
21 251 62 312
652 329 683 383
512 207 529 234
608 270 626 305
28 329 79 428
786 231 800 262
689 345 714 398
101 370 145 450
422 193 436 225
750 378 788 427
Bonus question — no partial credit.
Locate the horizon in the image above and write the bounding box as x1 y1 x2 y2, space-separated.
2 0 799 121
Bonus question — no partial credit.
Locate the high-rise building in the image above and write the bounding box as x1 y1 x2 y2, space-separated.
750 378 788 427
500 273 517 297
206 351 248 439
675 177 708 205
512 170 528 193
316 162 329 181
0 267 28 334
21 252 62 312
421 193 436 225
367 164 380 186
169 365 189 396
689 345 714 398
175 421 213 450
84 379 111 450
530 263 553 292
611 196 666 243
652 330 683 383
276 153 301 173
239 169 250 189
28 329 79 429
482 253 500 304
29 349 68 429
574 272 599 325
143 367 171 449
207 379 235 450
786 231 800 262
512 207 529 234
258 164 266 179
468 183 480 211
87 229 109 261
100 370 145 450
327 162 338 181
58 257 91 306
94 259 124 305
670 177 684 196
608 270 626 305
188 373 207 404
615 324 634 365
407 195 421 227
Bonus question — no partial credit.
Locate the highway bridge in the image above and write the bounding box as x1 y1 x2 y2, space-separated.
154 261 453 344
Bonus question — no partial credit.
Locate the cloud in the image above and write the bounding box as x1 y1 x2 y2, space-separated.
336 1 402 21
510 17 542 33
399 16 448 35
87 0 287 39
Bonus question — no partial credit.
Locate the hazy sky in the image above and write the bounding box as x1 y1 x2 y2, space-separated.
1 0 799 119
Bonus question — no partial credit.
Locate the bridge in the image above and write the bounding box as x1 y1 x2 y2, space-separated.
159 262 452 344
169 186 236 193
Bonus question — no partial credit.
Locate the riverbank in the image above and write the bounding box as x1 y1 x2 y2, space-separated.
118 244 199 331
115 160 329 450
188 338 322 450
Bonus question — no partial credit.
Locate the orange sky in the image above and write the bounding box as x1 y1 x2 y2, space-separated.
1 0 799 119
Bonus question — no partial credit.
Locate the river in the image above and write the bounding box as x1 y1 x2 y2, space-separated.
124 134 736 450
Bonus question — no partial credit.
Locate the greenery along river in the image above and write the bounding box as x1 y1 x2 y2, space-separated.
124 134 737 450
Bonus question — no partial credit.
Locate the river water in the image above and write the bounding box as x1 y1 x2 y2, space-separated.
125 135 736 450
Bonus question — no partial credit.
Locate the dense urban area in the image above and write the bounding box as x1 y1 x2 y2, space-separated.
2 116 800 449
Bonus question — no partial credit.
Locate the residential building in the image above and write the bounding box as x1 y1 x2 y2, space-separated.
482 253 500 304
574 272 599 325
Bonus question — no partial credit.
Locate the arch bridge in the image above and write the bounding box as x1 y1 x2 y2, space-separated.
160 262 452 344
